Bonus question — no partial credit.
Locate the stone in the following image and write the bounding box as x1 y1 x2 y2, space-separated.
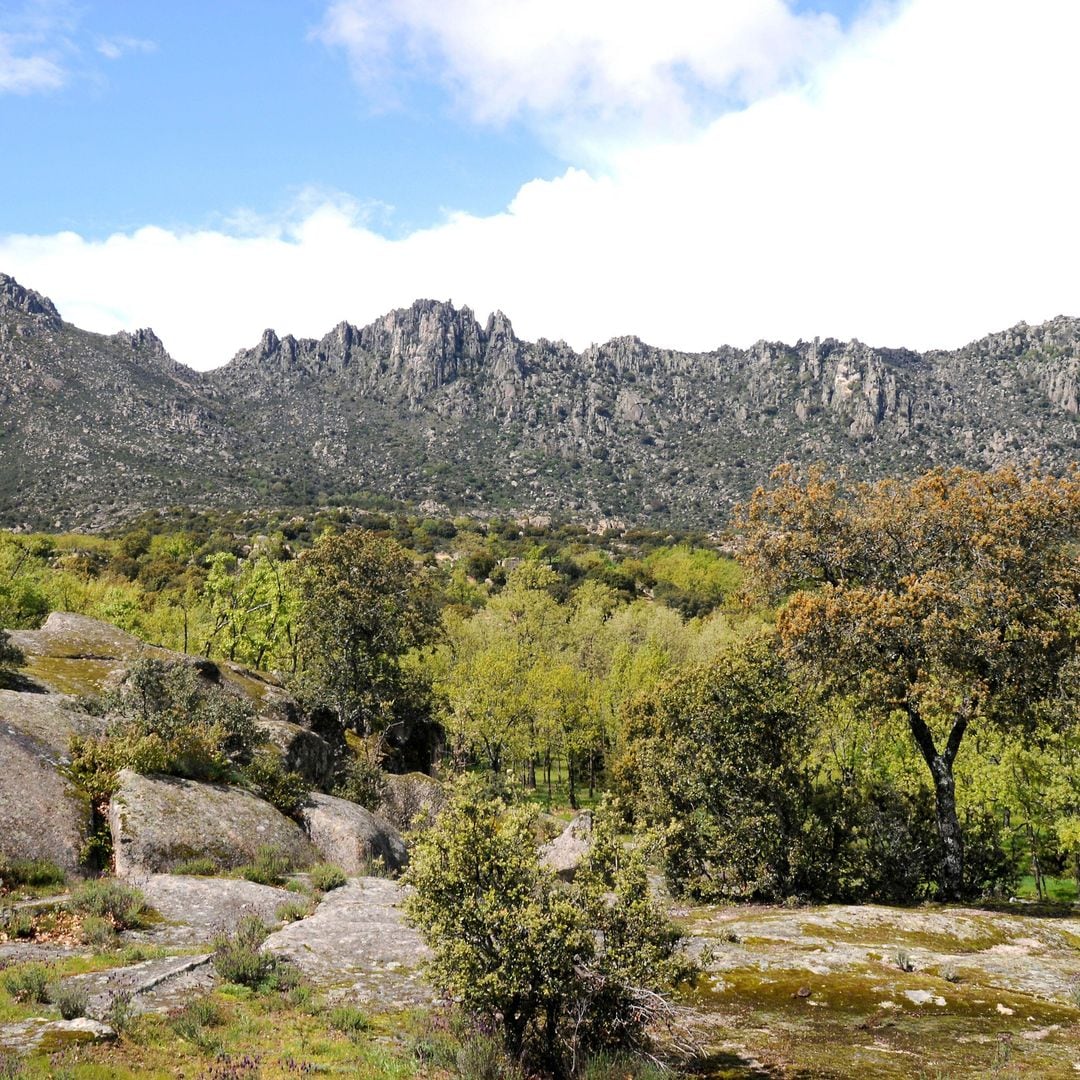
109 769 316 876
0 724 90 874
300 792 408 875
539 811 593 881
0 687 106 759
0 1016 115 1054
377 771 447 833
129 874 295 946
258 718 336 788
264 877 432 1006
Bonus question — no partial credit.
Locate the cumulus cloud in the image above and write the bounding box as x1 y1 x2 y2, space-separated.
314 0 851 149
2 0 1079 370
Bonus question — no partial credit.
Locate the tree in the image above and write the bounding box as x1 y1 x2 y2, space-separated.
617 636 823 901
405 779 692 1077
738 466 1080 899
293 529 437 738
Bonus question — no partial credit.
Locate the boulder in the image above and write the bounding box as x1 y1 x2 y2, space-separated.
300 792 408 875
377 771 447 833
109 769 316 876
539 811 593 882
0 688 106 759
258 718 336 788
0 1016 115 1054
0 725 91 875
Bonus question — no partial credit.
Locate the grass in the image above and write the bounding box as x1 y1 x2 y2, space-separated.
1014 874 1078 904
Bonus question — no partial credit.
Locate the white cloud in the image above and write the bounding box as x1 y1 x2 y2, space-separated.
2 0 1079 370
0 31 65 93
314 0 851 149
95 36 157 61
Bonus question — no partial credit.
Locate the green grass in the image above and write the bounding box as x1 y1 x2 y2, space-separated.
1015 874 1079 904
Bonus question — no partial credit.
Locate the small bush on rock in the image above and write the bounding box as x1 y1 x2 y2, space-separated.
241 749 310 819
0 856 65 890
2 964 50 1003
68 879 149 930
48 981 89 1020
237 846 291 887
309 863 347 892
212 915 297 992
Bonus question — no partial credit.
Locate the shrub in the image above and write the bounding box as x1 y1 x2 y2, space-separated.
406 780 694 1077
68 879 149 930
455 1031 525 1080
2 964 50 1003
212 915 297 992
67 658 260 796
0 856 65 890
1 911 35 940
171 856 220 877
107 989 135 1034
275 898 313 923
80 915 117 951
327 1003 368 1039
241 750 309 819
171 994 223 1051
309 863 347 892
237 846 291 887
48 981 89 1020
332 754 387 812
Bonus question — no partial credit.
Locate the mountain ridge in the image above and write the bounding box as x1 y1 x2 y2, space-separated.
1 272 1078 530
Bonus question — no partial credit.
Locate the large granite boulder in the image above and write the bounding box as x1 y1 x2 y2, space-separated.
0 688 106 759
109 769 316 876
376 771 447 833
539 811 593 882
300 793 408 875
258 718 336 789
0 725 91 875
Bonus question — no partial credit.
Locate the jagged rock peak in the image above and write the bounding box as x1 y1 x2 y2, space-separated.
0 273 62 327
113 327 171 361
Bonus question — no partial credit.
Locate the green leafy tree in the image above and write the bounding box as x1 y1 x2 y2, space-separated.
405 780 692 1077
293 529 438 737
738 466 1080 899
0 629 23 687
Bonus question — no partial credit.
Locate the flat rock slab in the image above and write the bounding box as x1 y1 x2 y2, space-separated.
128 873 294 945
265 877 432 1009
63 952 213 1019
0 1016 115 1054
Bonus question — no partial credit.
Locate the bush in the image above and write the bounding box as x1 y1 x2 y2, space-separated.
2 964 50 1003
455 1031 525 1080
327 1003 368 1039
241 750 309 819
107 989 135 1034
237 846 291 887
171 856 221 877
1 911 35 940
275 898 314 923
48 981 89 1020
309 863 347 892
332 754 387 812
0 856 65 890
212 915 297 992
67 658 260 796
170 994 223 1051
68 879 149 930
406 780 694 1077
80 915 117 951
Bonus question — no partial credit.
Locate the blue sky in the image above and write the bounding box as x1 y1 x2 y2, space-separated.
1 1 1078 369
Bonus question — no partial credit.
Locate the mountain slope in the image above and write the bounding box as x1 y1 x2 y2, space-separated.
2 273 1078 529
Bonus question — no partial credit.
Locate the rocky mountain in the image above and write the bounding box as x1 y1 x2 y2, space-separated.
1 272 1078 529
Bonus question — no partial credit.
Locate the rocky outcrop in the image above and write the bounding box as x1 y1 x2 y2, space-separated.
0 688 105 758
539 811 593 882
299 792 408 875
0 724 91 874
109 769 315 876
258 719 337 789
376 772 447 833
3 271 1080 529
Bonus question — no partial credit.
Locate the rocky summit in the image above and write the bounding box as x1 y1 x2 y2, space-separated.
2 272 1078 529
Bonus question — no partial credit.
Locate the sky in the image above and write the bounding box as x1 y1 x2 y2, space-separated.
0 0 1077 371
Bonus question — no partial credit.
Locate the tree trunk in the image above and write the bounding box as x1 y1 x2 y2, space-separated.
907 706 969 900
567 754 578 811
